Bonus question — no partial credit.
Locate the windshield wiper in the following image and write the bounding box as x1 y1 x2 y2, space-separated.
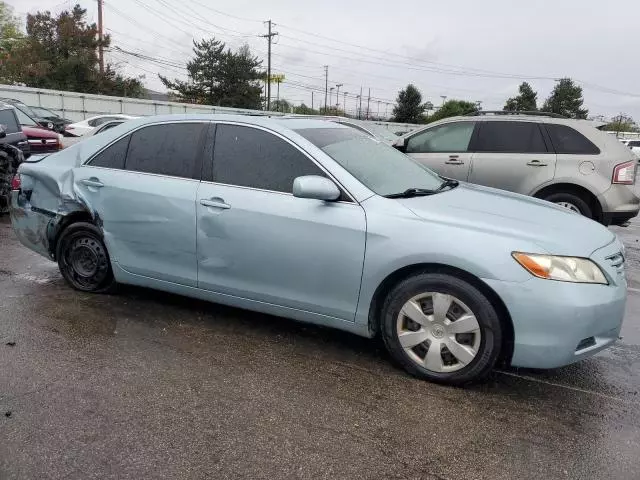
384 188 439 198
384 180 459 199
435 178 459 192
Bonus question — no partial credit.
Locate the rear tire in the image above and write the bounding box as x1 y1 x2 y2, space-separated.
543 192 592 219
56 222 117 293
380 273 502 386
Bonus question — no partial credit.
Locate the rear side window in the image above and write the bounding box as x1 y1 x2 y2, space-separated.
0 109 20 134
125 123 206 179
475 121 548 153
628 140 640 148
90 136 130 169
212 124 325 193
546 124 600 154
406 122 475 153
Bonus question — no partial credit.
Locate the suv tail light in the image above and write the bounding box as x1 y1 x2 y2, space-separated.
612 160 636 184
11 174 21 191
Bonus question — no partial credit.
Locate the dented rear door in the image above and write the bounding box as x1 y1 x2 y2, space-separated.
74 122 207 287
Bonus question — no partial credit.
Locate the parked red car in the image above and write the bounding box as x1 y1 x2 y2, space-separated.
22 125 62 155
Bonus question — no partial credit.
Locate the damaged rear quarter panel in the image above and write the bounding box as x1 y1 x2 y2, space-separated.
9 134 118 260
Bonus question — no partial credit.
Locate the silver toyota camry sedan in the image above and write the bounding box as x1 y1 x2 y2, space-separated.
10 115 626 385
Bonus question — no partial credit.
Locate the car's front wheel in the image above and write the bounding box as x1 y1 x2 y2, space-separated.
380 273 502 385
56 222 116 293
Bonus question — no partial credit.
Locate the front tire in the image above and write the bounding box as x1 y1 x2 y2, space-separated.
380 273 502 385
56 222 116 293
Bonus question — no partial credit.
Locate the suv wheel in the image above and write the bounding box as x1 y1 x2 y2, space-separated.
380 273 502 385
543 192 592 218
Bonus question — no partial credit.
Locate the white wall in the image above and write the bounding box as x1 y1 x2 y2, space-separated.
0 84 420 134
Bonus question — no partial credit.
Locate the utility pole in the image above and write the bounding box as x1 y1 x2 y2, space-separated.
358 86 363 119
311 91 314 111
335 83 343 109
366 88 371 120
262 20 278 111
385 103 389 119
440 95 447 108
324 65 329 113
377 100 380 119
343 92 348 116
329 87 335 113
97 0 104 74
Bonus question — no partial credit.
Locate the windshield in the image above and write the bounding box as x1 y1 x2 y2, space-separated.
295 127 444 196
31 106 54 117
13 107 38 127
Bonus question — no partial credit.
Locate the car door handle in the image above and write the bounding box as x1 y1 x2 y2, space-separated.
200 198 231 209
445 157 464 165
526 160 548 167
80 178 104 188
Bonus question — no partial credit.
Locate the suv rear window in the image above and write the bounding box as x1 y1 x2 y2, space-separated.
546 124 600 154
0 109 20 134
475 121 548 153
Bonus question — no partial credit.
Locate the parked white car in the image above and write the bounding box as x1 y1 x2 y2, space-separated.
65 114 137 137
626 139 640 158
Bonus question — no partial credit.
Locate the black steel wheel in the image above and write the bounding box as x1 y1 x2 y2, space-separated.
56 222 116 293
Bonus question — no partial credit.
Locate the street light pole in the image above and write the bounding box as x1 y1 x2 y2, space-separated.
335 83 343 109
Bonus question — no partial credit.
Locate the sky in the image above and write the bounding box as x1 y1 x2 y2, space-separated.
9 0 640 120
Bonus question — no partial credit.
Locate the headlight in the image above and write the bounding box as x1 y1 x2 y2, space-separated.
512 252 608 284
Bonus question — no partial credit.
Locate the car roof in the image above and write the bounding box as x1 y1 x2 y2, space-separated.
424 113 604 128
116 114 349 133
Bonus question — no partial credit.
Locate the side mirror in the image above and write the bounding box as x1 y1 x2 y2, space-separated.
293 175 341 201
0 125 6 139
393 136 407 152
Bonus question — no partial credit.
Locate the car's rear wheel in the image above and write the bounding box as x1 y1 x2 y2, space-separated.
380 273 502 385
56 222 116 293
543 192 592 218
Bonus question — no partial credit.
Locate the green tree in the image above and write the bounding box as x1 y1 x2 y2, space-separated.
160 40 263 109
392 84 427 123
503 82 537 111
293 103 318 115
601 114 638 134
271 99 293 113
541 78 588 119
427 99 478 123
3 4 143 96
0 1 25 84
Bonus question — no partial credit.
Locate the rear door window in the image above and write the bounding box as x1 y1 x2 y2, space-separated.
89 136 130 169
474 121 548 153
545 124 600 154
212 124 325 193
628 140 640 148
125 123 206 179
0 109 20 134
406 122 475 153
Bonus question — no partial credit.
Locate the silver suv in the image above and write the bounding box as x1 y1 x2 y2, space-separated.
394 112 639 225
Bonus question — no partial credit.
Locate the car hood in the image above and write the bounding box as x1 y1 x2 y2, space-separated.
397 182 615 256
22 126 58 138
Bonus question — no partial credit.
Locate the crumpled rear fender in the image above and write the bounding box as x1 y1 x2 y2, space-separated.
10 148 97 260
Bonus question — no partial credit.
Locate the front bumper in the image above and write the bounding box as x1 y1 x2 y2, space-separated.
484 241 627 369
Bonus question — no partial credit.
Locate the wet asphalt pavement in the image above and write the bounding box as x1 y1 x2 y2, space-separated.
1 216 640 480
